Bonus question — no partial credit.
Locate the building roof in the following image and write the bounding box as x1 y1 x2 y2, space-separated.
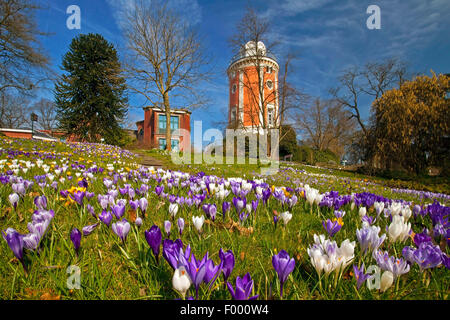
143 105 191 114
0 127 59 142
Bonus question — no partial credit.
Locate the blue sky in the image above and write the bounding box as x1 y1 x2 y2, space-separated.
35 0 450 140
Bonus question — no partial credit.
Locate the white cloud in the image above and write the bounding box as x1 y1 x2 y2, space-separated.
105 0 202 30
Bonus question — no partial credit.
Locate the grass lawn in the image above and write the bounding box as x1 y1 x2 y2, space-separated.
0 138 448 300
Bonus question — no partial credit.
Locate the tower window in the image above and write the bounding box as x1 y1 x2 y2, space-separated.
231 106 237 123
232 84 237 94
266 66 273 74
266 80 273 89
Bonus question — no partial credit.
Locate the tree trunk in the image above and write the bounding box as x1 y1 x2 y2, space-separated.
163 93 172 152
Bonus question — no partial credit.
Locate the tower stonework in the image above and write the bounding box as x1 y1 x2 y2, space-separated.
227 41 279 133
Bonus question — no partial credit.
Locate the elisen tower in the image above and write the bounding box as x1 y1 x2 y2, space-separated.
227 41 279 134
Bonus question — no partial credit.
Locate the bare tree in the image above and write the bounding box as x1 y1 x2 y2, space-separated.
0 91 30 128
123 0 210 151
0 0 50 95
31 98 57 130
330 58 407 140
295 98 357 158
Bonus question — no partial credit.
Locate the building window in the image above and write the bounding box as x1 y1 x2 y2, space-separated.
266 80 273 89
266 66 273 74
230 106 237 124
268 108 274 126
170 116 179 130
171 139 179 151
159 114 179 132
232 84 237 94
159 138 166 150
158 114 166 130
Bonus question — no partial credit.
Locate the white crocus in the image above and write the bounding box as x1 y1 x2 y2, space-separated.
388 215 411 243
359 207 367 219
280 211 292 226
192 215 205 233
169 203 179 218
380 271 394 292
172 266 191 299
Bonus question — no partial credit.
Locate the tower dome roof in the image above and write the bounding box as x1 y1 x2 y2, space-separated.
240 41 266 57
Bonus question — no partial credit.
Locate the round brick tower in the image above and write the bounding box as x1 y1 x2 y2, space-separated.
227 41 279 132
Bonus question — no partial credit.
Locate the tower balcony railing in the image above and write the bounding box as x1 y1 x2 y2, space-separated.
229 51 278 67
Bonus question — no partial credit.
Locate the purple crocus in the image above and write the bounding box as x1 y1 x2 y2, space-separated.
414 230 432 247
219 248 235 283
111 203 125 220
70 228 82 255
2 228 25 267
145 225 162 264
203 258 223 288
33 195 47 210
177 218 185 235
82 223 99 236
353 263 372 290
232 197 246 214
227 273 259 300
162 239 185 270
272 250 295 299
70 191 85 206
181 252 208 299
322 219 342 238
111 219 131 244
86 204 96 219
129 199 139 211
222 201 231 218
138 197 148 216
99 210 113 227
402 242 443 271
164 220 172 238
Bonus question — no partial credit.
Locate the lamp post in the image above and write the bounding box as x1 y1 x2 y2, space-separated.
31 113 38 139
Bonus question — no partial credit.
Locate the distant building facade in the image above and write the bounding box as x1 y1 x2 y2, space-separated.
0 128 59 142
136 105 191 151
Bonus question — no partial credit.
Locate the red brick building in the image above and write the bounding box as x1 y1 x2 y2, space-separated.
136 106 191 151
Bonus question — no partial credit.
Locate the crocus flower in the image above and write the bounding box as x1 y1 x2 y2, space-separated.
2 228 24 265
219 248 235 283
373 250 410 278
177 218 185 235
356 225 386 254
388 215 411 243
280 211 292 226
232 197 246 214
112 219 131 244
322 219 342 237
402 242 443 271
162 239 185 270
111 203 126 220
145 225 162 263
86 204 96 219
181 251 208 299
164 220 172 237
70 191 85 206
8 193 19 210
353 263 372 290
99 210 113 227
23 232 40 251
70 228 82 255
203 258 223 287
33 195 47 210
227 273 259 300
169 203 179 218
192 215 205 234
129 199 139 211
380 270 394 292
172 266 192 299
138 197 148 215
272 250 295 299
135 217 143 227
414 231 432 247
222 201 231 218
82 223 99 236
